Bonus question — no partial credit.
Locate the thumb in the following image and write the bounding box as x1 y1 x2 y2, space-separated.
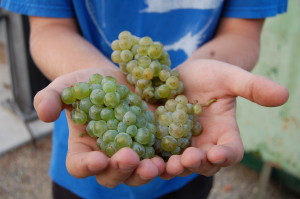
226 66 289 107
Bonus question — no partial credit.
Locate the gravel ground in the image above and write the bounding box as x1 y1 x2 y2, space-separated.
0 135 299 199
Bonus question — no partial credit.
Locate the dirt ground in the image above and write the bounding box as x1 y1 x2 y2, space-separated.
0 134 299 199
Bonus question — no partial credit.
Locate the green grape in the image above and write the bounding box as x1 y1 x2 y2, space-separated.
137 45 149 56
114 104 130 121
143 68 154 80
156 106 167 115
131 44 139 55
89 83 102 91
111 40 121 51
177 137 190 149
161 136 178 152
140 101 148 112
105 142 117 157
165 99 177 112
170 70 180 78
120 50 133 62
126 93 142 106
88 105 102 121
111 50 122 63
186 103 193 114
148 43 163 59
136 79 150 89
138 56 151 68
171 146 181 155
149 60 162 77
117 84 130 99
156 84 171 98
118 31 132 40
119 38 133 50
89 73 103 85
126 125 138 137
169 123 184 138
143 87 154 99
136 116 146 128
86 120 97 138
96 138 106 151
94 120 108 138
61 87 76 104
146 134 156 146
132 36 140 44
146 122 157 134
135 128 151 145
176 82 184 95
145 111 156 123
172 110 188 124
104 92 120 108
102 76 117 84
158 113 172 126
130 105 142 116
193 104 203 115
73 82 90 100
103 130 118 143
126 74 135 85
153 139 163 154
132 66 144 79
90 89 105 105
117 121 127 133
100 108 115 121
176 103 188 113
79 97 93 113
166 76 179 89
71 109 88 124
107 118 119 130
142 146 155 159
139 36 153 46
103 81 118 93
132 142 145 158
126 60 138 73
192 121 203 136
156 124 169 139
114 133 133 150
159 70 171 82
122 111 137 125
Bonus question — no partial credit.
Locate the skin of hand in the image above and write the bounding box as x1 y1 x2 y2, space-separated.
159 59 289 179
34 67 166 188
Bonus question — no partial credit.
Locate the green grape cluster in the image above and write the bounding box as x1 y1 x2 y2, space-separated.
61 74 157 159
110 31 184 103
153 95 203 160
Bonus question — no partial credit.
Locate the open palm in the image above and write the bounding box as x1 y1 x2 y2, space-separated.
162 59 289 178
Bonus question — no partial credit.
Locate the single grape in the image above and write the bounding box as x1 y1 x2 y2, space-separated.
107 118 119 130
142 146 155 159
159 70 170 82
86 120 97 138
89 105 102 121
139 36 153 46
122 111 137 125
132 142 145 158
172 110 188 124
126 125 138 137
138 56 151 68
143 68 154 80
103 81 118 93
161 136 178 152
120 50 134 62
169 123 184 138
94 120 108 137
158 113 172 126
96 138 106 151
166 76 179 89
165 99 177 112
90 89 105 105
135 128 152 145
192 121 203 136
117 122 127 133
111 40 121 51
117 84 130 99
71 109 88 125
105 142 117 157
148 43 163 59
103 130 118 143
89 73 103 85
193 104 203 115
73 82 90 100
100 108 115 121
156 84 171 98
104 92 120 108
61 87 76 104
111 50 122 63
114 132 133 150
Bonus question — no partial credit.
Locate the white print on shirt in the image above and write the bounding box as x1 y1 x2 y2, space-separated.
164 11 217 56
142 0 223 13
85 0 111 46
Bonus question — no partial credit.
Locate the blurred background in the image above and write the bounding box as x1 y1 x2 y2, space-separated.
0 1 299 199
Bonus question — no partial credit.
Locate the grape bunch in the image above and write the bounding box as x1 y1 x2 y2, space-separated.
153 95 203 160
110 31 184 103
61 74 157 159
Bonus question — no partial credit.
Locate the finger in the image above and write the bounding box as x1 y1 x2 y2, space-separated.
226 65 289 107
95 148 140 188
165 155 186 176
181 147 220 177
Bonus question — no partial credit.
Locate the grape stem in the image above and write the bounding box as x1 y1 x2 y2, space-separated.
201 98 217 107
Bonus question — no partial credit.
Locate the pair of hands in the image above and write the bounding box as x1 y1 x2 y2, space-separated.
34 59 289 188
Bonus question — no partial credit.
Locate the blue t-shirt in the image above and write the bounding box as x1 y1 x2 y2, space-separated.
1 1 287 199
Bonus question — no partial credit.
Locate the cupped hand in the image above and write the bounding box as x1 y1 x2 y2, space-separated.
162 59 289 179
34 66 165 188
